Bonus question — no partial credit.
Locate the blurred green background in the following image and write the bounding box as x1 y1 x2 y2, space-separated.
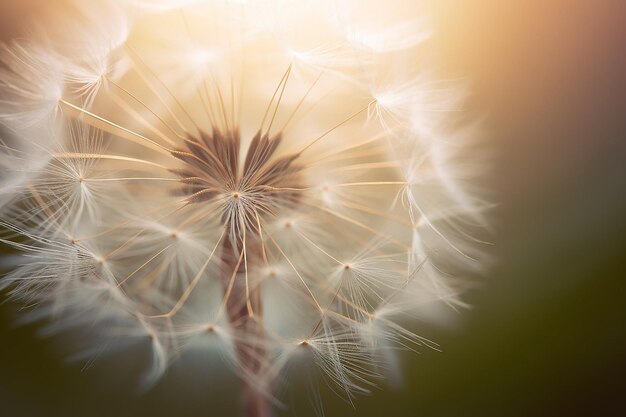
1 1 625 416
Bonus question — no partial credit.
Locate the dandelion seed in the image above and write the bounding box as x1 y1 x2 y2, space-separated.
0 1 490 416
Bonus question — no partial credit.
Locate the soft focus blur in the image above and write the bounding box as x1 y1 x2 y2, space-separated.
1 1 625 416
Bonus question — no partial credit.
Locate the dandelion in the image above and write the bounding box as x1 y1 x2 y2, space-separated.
0 1 490 416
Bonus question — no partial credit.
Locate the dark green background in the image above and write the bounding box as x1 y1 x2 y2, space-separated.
2 1 625 416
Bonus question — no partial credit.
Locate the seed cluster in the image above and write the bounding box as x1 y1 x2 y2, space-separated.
0 1 489 415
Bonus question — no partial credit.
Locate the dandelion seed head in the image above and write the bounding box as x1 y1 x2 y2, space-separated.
0 0 491 414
